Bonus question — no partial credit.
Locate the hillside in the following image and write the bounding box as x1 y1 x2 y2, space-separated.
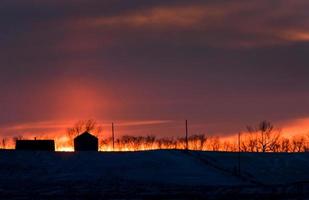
0 150 308 199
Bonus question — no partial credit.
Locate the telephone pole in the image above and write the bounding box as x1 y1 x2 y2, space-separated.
112 123 115 151
238 132 241 176
185 120 189 150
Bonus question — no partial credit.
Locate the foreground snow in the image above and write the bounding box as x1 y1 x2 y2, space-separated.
0 150 308 199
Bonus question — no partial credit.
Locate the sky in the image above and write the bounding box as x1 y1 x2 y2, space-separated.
1 0 309 139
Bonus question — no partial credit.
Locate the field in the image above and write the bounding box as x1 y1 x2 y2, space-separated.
0 150 308 199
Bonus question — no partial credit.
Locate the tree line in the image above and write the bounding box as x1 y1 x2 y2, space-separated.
0 120 308 152
65 120 309 152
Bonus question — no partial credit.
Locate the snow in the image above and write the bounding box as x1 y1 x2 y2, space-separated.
196 151 309 185
0 150 308 198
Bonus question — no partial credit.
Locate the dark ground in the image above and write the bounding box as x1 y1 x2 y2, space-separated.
0 150 308 199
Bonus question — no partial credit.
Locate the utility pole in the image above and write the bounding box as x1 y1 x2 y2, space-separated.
238 132 241 176
185 120 189 150
112 123 115 151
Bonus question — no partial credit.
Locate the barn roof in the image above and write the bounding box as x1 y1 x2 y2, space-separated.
16 139 54 142
74 131 98 141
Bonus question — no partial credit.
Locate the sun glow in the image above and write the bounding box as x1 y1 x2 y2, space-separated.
57 146 74 152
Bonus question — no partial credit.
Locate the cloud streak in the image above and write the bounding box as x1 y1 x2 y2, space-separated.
64 0 309 48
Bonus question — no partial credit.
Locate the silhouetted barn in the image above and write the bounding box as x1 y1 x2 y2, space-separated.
74 132 98 151
15 140 55 151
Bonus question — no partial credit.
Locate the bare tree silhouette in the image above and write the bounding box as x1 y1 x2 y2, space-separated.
67 119 102 146
291 135 306 152
13 135 23 142
247 121 281 152
1 138 8 149
280 138 290 152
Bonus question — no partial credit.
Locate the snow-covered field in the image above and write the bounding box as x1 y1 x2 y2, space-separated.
0 150 308 199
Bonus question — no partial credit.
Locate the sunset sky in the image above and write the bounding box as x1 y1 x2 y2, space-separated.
1 0 309 140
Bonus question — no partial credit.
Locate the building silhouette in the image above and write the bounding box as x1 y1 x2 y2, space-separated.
74 132 98 151
15 139 55 151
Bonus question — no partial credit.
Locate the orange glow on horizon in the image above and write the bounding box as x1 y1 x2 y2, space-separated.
57 146 74 152
1 118 309 152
